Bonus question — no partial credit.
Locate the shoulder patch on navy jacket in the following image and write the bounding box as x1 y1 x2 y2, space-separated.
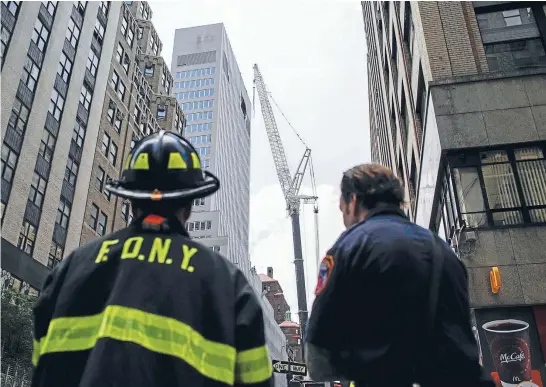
315 255 334 296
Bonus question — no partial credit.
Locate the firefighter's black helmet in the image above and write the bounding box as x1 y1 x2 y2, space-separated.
105 130 219 201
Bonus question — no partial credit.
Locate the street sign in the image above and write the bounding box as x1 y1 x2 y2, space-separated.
271 360 307 376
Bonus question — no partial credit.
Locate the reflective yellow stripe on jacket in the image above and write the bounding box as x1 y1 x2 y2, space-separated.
32 305 270 385
235 345 273 384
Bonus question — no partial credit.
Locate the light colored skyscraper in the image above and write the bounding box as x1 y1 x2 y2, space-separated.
171 23 288 386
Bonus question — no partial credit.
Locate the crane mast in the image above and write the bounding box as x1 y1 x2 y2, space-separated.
253 64 317 349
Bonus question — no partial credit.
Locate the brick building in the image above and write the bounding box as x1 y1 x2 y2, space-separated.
260 267 303 363
1 1 184 292
362 1 546 374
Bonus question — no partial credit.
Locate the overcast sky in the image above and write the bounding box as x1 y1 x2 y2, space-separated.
152 0 370 318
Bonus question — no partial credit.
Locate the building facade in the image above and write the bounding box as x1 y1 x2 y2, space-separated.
171 24 287 386
0 1 183 293
362 1 546 379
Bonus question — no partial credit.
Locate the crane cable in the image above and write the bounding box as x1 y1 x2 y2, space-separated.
268 93 308 149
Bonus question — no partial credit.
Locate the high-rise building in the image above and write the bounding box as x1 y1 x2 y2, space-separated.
171 23 251 273
1 1 184 294
171 23 288 386
362 1 546 373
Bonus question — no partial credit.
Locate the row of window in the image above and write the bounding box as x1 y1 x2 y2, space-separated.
175 88 215 100
193 198 205 206
175 67 216 79
107 101 123 133
110 70 126 103
195 147 211 157
101 133 118 166
181 100 214 111
120 10 135 49
188 134 211 145
185 122 212 133
89 203 108 236
475 6 546 72
186 111 213 121
186 220 212 232
434 145 546 242
95 167 112 201
1 1 22 65
175 78 215 89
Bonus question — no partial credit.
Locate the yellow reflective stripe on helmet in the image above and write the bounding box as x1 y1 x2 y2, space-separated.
132 153 149 170
168 152 187 169
191 152 201 168
32 339 41 366
235 345 273 384
35 305 237 384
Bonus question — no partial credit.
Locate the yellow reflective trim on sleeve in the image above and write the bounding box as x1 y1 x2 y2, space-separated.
235 345 273 384
168 152 187 169
191 152 201 168
35 305 236 384
32 339 41 366
132 153 149 170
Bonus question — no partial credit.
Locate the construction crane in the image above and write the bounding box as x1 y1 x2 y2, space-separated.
253 64 319 347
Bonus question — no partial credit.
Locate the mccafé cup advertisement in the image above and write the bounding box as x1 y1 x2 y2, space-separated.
474 307 546 387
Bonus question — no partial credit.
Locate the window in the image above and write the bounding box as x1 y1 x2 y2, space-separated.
161 70 166 87
118 79 126 101
39 129 56 162
98 211 108 235
107 101 115 123
476 6 546 72
56 199 71 229
111 70 125 102
121 201 130 222
58 52 73 82
115 43 123 64
74 1 85 15
114 114 122 133
126 26 134 47
144 64 154 76
31 19 49 51
22 55 40 92
122 53 130 74
80 84 92 110
17 221 36 255
104 175 111 200
87 49 99 76
28 172 46 208
102 133 110 156
4 1 20 16
8 98 30 135
89 204 99 229
48 241 63 268
94 20 105 43
99 1 109 17
0 201 5 222
65 155 79 186
49 88 65 120
202 159 210 169
449 145 546 228
66 17 80 49
121 16 128 36
72 120 85 147
193 198 205 206
1 144 18 183
109 142 118 165
95 167 105 191
157 105 166 120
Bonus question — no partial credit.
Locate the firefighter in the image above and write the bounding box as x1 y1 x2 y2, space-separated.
304 164 493 387
31 130 274 387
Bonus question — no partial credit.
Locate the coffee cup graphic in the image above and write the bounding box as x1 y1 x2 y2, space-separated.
482 319 533 387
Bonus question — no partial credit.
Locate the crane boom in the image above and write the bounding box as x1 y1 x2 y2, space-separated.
253 64 294 202
253 64 313 351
